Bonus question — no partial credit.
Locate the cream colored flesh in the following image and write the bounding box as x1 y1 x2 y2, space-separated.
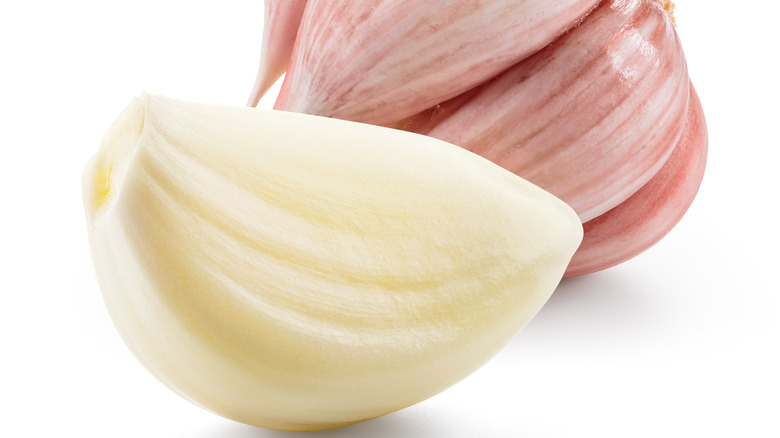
83 94 582 430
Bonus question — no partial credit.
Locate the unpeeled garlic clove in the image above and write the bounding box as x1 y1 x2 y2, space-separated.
247 0 308 106
273 0 600 125
406 0 689 223
564 84 707 277
83 94 582 430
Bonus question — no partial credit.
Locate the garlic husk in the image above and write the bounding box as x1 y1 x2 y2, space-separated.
406 0 689 223
273 0 600 125
83 94 582 430
565 84 707 277
247 0 308 106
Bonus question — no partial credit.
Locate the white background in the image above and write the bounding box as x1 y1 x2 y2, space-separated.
2 1 778 436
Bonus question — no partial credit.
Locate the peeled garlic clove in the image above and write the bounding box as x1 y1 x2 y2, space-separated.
247 0 308 106
83 94 582 431
564 84 707 277
406 0 689 222
273 0 600 125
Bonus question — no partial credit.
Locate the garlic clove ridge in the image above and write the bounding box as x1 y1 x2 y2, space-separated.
564 83 707 277
274 0 601 125
406 0 689 222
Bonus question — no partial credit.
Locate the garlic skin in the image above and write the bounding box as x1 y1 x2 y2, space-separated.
565 84 707 277
406 0 689 223
83 94 582 431
247 0 308 106
273 0 601 125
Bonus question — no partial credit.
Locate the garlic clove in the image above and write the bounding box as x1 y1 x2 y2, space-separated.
83 94 583 431
564 83 707 277
247 0 308 106
405 0 689 223
273 0 600 125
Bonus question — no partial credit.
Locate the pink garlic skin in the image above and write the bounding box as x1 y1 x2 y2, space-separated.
274 0 601 125
564 84 707 277
247 0 308 106
406 0 689 222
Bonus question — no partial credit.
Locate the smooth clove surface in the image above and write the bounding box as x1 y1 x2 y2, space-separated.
83 94 583 430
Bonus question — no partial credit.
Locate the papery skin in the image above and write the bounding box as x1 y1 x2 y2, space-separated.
564 84 707 277
247 0 308 106
406 0 689 223
83 94 583 431
273 0 601 125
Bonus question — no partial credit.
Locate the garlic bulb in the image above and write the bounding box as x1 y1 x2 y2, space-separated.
250 0 706 277
83 94 582 430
